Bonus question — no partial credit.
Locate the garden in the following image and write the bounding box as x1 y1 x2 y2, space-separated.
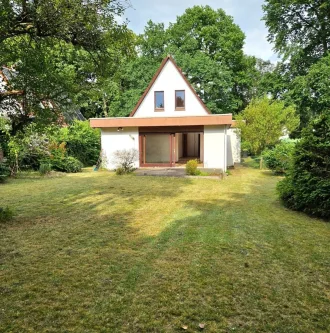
1 166 330 332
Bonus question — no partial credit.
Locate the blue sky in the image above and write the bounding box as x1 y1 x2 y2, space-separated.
123 0 279 62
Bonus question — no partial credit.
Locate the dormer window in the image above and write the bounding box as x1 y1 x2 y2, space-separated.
175 90 185 110
155 91 164 111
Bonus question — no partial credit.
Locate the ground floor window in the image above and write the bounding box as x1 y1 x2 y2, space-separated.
140 131 203 167
145 134 171 163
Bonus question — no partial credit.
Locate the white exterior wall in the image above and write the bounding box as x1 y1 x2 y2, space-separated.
133 61 208 118
227 128 241 166
203 125 227 171
101 128 139 170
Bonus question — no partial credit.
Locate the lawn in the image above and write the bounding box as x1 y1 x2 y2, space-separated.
0 167 329 332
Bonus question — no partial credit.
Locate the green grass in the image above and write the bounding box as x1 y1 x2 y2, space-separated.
1 168 329 332
241 156 261 169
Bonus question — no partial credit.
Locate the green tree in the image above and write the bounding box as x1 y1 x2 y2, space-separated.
0 0 132 131
111 6 256 116
263 1 330 128
167 6 249 114
236 97 299 155
263 0 330 74
109 21 166 117
289 53 330 127
277 112 330 219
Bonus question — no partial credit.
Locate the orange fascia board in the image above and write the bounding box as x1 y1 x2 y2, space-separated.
90 115 232 128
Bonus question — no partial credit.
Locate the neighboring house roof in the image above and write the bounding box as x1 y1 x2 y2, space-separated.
129 55 211 117
0 66 85 123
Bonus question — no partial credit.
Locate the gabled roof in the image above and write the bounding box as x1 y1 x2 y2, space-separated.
129 55 211 117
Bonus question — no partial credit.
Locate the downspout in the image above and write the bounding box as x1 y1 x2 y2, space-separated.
224 125 227 173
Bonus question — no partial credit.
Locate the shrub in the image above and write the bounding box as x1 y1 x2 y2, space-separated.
0 162 10 183
57 121 101 166
7 126 51 172
186 159 199 175
277 113 330 219
0 207 14 223
262 140 297 174
115 167 125 175
112 149 138 174
39 163 52 175
60 157 83 173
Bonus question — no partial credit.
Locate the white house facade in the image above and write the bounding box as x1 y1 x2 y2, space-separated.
90 56 241 171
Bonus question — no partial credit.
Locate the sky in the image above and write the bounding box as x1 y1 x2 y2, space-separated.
123 0 279 62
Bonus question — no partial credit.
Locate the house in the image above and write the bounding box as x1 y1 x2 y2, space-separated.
90 56 240 171
0 66 85 123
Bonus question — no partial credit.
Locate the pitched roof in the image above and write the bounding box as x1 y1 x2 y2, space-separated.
129 55 211 117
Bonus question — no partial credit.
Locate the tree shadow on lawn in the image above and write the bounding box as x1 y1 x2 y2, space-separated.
107 196 330 332
1 175 330 332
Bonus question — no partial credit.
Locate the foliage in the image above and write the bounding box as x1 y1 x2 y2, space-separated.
60 157 83 173
0 0 133 132
263 0 330 75
7 125 51 172
39 163 52 175
186 159 199 175
167 6 248 114
263 1 330 129
277 113 330 219
0 162 10 183
289 54 330 128
47 142 82 173
0 206 14 223
110 6 257 116
112 148 138 174
2 121 99 174
236 96 299 155
262 140 297 174
56 121 101 166
115 167 126 176
241 156 261 169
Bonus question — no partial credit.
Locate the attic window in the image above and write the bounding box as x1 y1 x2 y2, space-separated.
175 90 185 110
155 91 164 111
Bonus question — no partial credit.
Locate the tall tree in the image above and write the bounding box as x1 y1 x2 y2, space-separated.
167 6 248 114
109 21 167 117
289 53 330 127
263 1 330 128
111 6 256 116
0 0 132 132
263 0 330 74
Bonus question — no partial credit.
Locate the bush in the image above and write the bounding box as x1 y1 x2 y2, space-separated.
57 121 101 166
115 167 125 175
186 159 199 175
60 157 83 173
262 140 297 174
7 126 51 173
39 163 52 175
0 207 14 223
277 113 330 219
0 162 10 183
112 149 138 174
